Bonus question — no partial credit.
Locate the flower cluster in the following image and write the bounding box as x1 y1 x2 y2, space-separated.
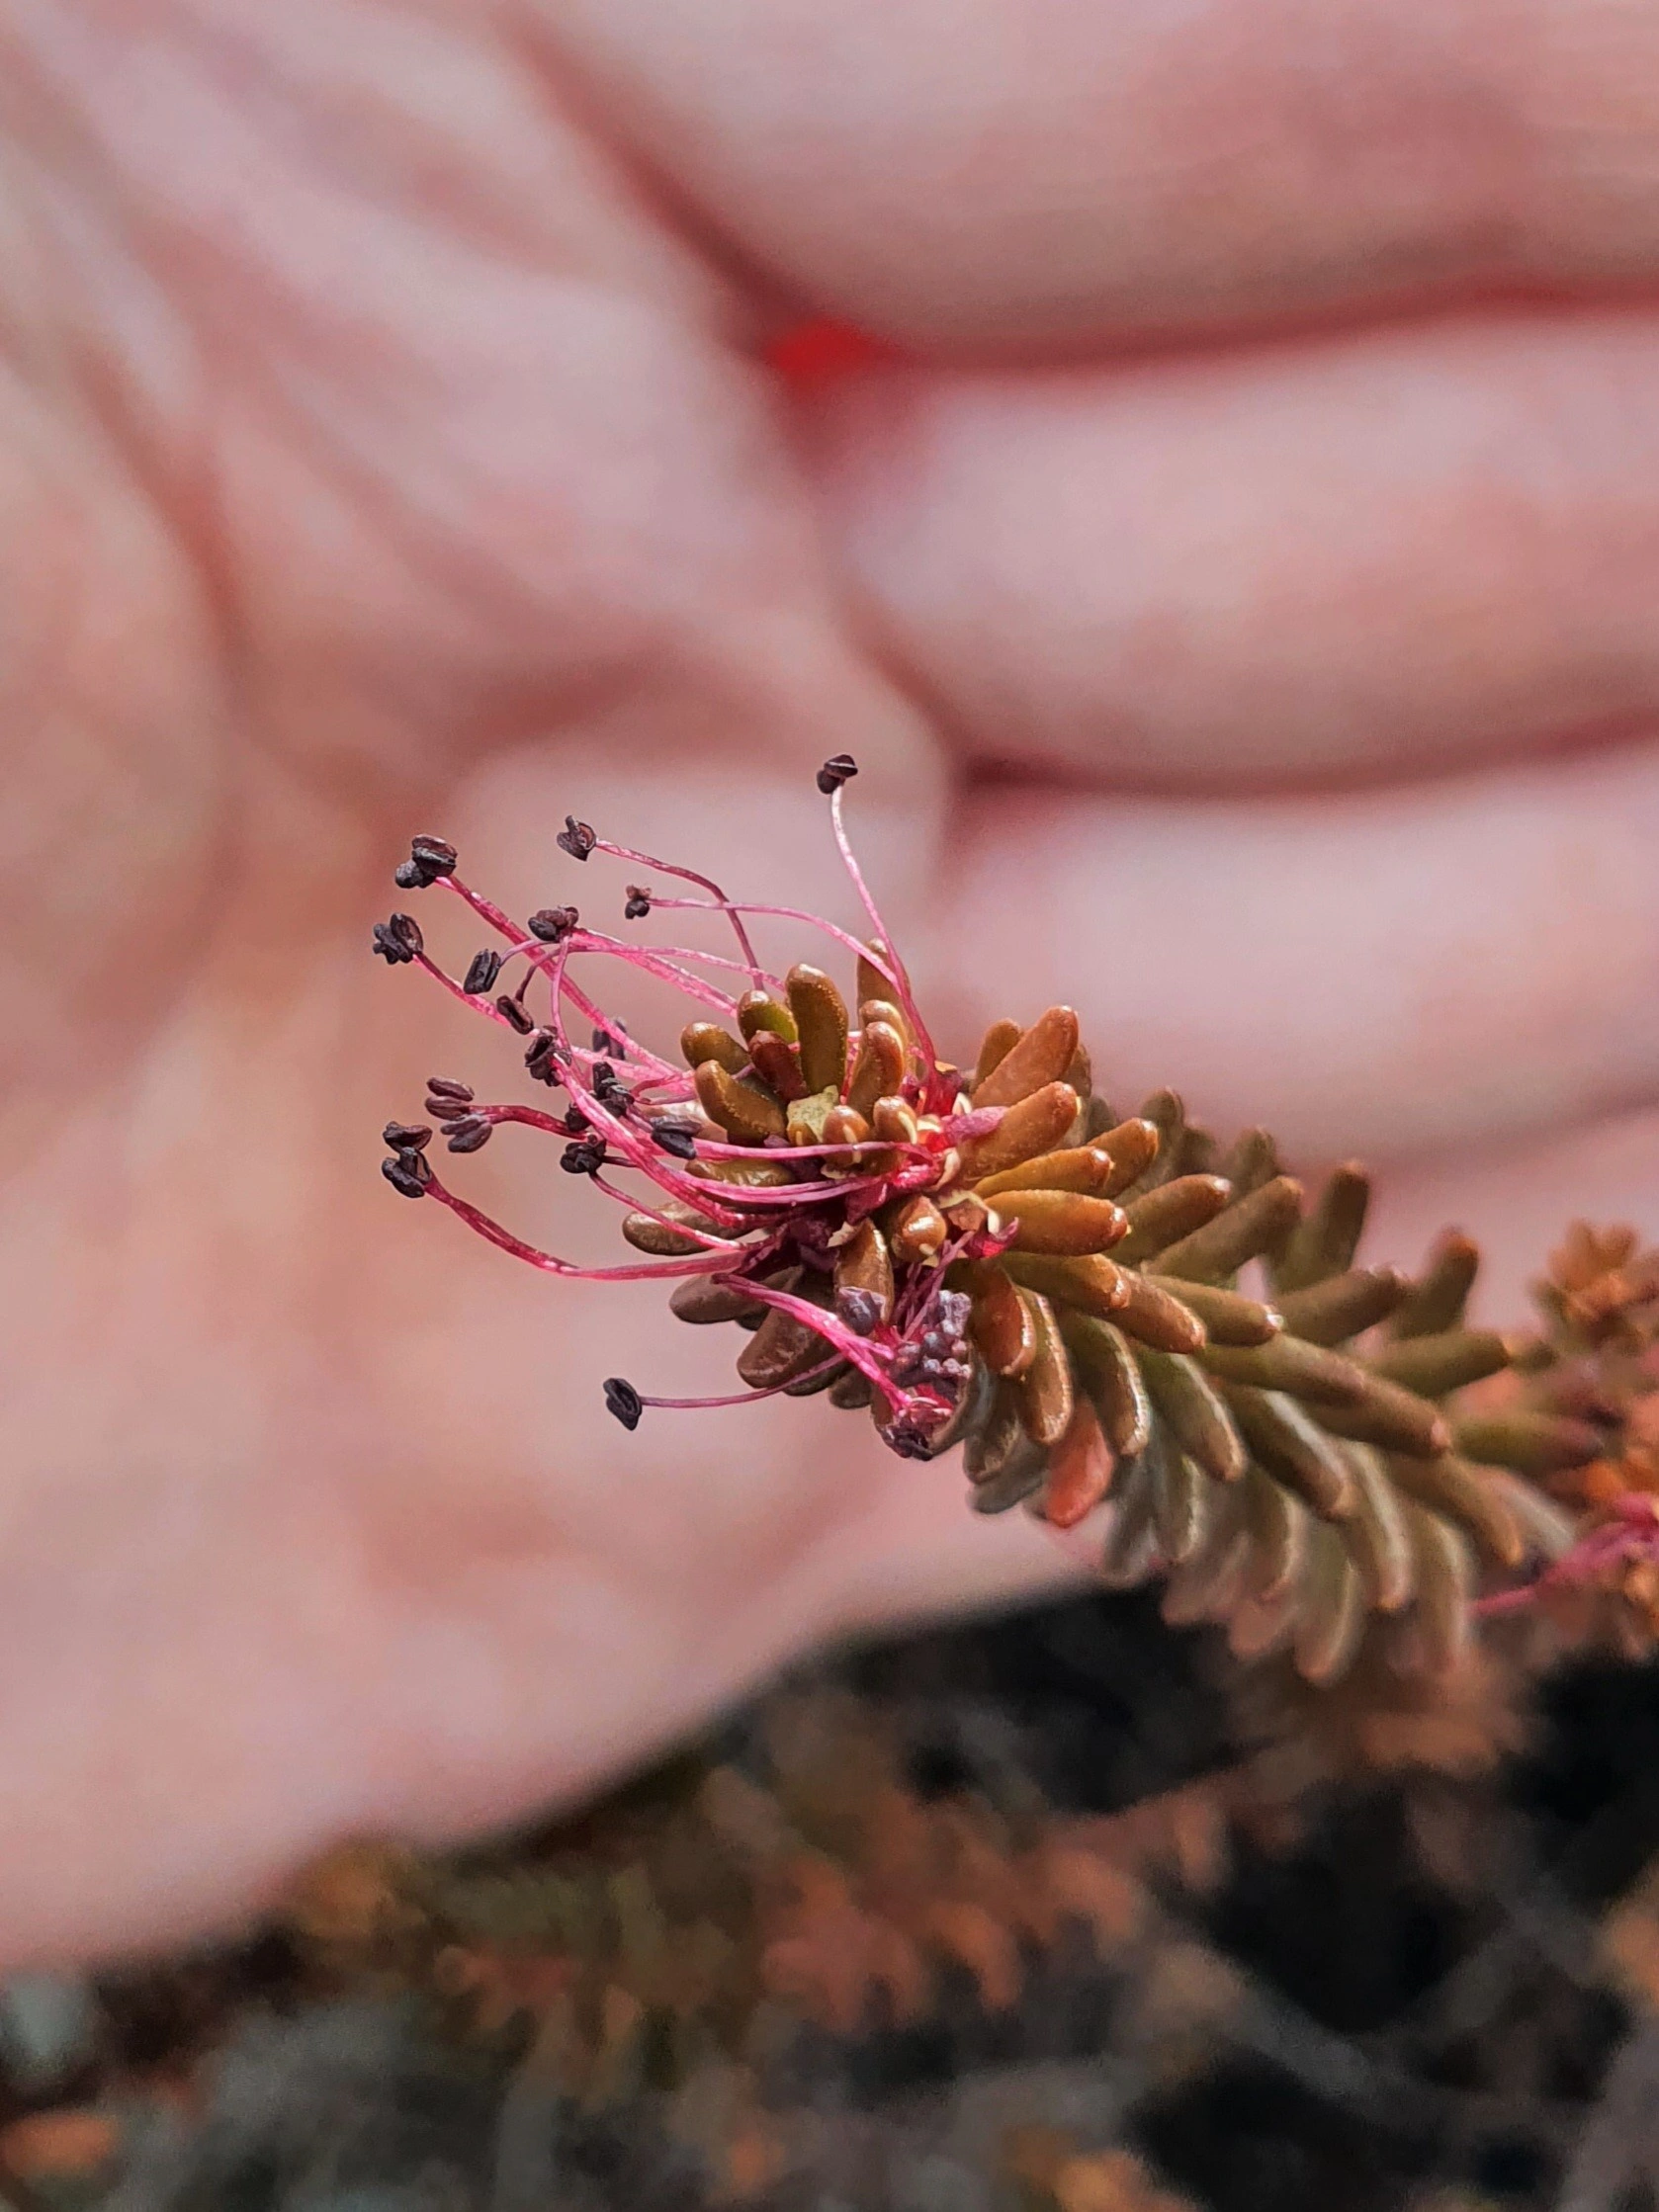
1466 1225 1659 1644
374 758 1101 1460
376 757 1653 1686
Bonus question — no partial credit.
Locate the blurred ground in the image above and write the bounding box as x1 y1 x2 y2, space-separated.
5 1583 1659 2212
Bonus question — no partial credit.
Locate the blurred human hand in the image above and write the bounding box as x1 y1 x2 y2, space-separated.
0 0 1655 1962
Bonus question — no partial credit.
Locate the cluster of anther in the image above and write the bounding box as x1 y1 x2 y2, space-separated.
372 757 1020 1453
394 834 459 891
372 914 423 967
882 1290 975 1457
889 1291 973 1392
381 1122 433 1199
422 1079 493 1156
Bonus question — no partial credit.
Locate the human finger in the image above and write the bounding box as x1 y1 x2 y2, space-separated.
804 310 1659 784
917 738 1659 1165
543 0 1659 348
1366 1103 1659 1324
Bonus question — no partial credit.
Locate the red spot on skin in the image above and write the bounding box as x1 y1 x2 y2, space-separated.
764 318 895 385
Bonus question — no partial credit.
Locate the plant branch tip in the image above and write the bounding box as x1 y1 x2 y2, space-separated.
374 776 1657 1688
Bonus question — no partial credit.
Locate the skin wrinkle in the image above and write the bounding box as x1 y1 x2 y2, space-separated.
934 744 1659 1161
0 0 831 791
0 360 225 1137
499 8 807 339
802 311 1659 781
0 80 263 778
0 0 730 331
540 0 1659 345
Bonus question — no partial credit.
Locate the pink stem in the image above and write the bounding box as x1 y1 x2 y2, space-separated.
638 1357 843 1412
591 1173 755 1249
437 878 739 1021
736 1277 903 1401
830 784 938 1071
485 1104 572 1135
425 1175 770 1282
413 954 520 1030
643 894 931 1062
595 836 768 988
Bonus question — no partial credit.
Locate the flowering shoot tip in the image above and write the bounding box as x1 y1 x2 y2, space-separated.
375 777 1007 1463
372 789 1659 1692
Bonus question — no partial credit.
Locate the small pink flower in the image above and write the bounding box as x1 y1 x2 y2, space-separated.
374 759 1022 1458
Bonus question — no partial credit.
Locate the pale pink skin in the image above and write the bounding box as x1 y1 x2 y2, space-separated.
1 0 1657 1967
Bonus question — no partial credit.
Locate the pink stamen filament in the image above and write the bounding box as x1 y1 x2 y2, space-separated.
523 921 741 1021
687 1134 928 1166
481 1106 744 1230
674 1177 892 1215
704 1182 885 1213
563 931 773 996
433 873 517 942
394 791 974 1454
1470 1501 1653 1618
829 783 938 1072
736 1277 932 1416
519 933 755 1221
641 894 932 1066
424 1175 782 1283
535 1087 741 1226
483 1104 570 1137
893 1227 978 1332
437 877 743 1023
590 1174 757 1252
636 1358 842 1413
430 884 944 1167
548 968 684 1083
1471 1584 1547 1620
413 954 521 1030
594 836 768 989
